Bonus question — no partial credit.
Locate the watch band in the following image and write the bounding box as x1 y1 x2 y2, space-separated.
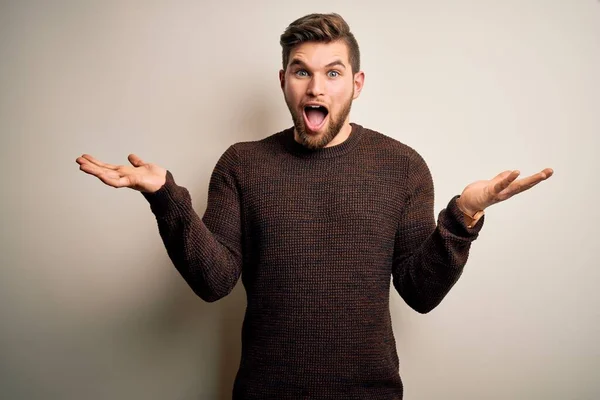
465 210 485 228
456 199 485 229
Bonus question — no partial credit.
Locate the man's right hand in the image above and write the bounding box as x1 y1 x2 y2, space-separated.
76 154 167 193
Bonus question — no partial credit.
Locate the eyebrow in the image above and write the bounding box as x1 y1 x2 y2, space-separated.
289 59 347 70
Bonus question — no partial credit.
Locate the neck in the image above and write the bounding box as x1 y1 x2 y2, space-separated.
324 121 352 147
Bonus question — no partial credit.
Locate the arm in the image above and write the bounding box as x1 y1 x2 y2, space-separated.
392 151 483 314
141 146 243 302
392 149 553 314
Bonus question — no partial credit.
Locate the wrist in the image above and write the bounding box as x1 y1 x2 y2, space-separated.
456 197 485 229
456 197 480 217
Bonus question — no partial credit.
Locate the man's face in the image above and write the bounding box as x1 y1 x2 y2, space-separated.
279 40 364 149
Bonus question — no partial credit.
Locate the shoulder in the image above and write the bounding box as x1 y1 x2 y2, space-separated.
357 124 428 166
212 128 292 180
225 128 290 159
358 125 433 192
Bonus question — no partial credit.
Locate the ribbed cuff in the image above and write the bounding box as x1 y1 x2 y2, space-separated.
141 170 191 218
441 195 485 239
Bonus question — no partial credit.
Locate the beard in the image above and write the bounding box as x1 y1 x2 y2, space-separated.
284 90 354 150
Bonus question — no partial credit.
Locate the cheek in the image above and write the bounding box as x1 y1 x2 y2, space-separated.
285 87 300 106
328 83 353 110
285 83 303 102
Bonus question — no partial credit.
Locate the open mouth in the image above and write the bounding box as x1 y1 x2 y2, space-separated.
303 104 329 133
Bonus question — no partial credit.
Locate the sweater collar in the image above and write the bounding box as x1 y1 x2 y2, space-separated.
282 122 364 159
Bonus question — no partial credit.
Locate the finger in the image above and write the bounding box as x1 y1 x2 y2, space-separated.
492 170 514 181
488 170 514 195
128 154 145 167
78 161 105 177
540 167 554 179
518 170 552 187
79 161 120 179
492 170 520 194
80 163 129 188
96 172 131 188
76 155 98 167
499 170 551 198
80 154 119 170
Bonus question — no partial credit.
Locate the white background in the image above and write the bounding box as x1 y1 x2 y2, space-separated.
1 0 598 399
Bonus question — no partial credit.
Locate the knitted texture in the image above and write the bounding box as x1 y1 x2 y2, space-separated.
142 123 483 399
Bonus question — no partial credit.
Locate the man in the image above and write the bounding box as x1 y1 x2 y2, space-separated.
76 13 553 400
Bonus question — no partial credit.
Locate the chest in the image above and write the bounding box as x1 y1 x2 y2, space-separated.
240 158 408 259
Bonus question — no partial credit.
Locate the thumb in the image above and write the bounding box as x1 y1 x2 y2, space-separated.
128 154 145 167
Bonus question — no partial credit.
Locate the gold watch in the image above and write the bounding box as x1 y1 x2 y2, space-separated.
464 209 485 229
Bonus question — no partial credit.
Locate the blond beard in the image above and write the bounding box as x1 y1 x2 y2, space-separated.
285 91 354 150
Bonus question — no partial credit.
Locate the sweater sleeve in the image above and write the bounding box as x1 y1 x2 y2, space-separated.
141 145 243 302
391 150 484 313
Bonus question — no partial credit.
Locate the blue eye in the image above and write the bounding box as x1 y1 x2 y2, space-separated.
296 70 308 77
328 71 340 78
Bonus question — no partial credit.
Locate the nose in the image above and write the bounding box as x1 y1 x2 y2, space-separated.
306 74 325 97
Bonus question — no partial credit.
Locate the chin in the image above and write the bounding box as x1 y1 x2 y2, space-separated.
304 123 328 137
298 124 335 149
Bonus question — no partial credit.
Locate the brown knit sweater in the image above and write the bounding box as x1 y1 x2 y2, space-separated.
142 123 483 399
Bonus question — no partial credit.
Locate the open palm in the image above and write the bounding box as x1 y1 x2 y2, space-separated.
457 168 554 215
76 153 167 193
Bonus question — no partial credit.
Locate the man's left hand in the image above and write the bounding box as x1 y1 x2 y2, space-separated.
456 168 554 216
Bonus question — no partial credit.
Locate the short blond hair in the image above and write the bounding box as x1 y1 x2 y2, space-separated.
280 13 361 74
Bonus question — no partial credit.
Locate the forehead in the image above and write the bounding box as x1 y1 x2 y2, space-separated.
288 40 350 68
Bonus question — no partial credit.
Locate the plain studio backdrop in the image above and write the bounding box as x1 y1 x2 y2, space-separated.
1 0 598 399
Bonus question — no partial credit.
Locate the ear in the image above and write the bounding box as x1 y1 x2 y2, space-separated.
352 71 365 100
279 69 285 91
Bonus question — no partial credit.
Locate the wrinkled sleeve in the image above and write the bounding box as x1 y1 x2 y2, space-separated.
141 145 243 302
392 151 484 313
